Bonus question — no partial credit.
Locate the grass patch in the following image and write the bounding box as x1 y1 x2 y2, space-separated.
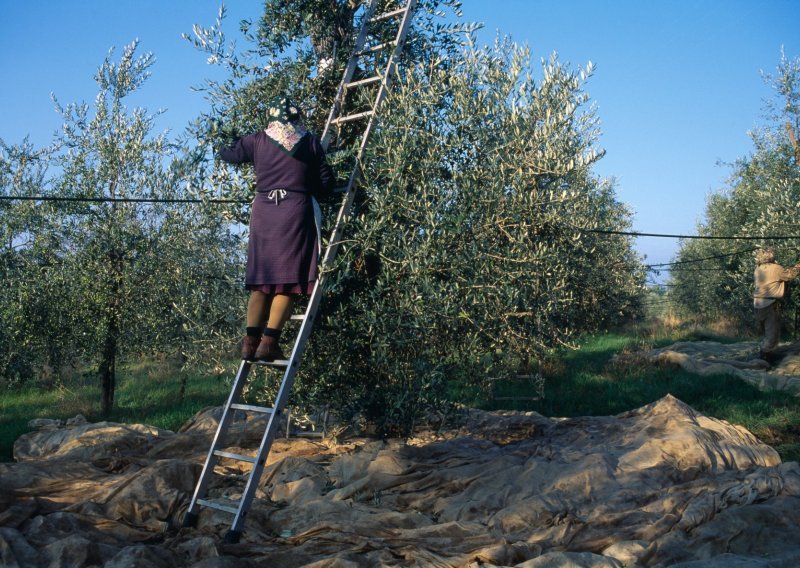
4 324 799 464
480 329 800 463
0 359 231 462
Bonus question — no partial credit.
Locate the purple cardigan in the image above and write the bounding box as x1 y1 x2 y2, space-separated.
218 131 335 196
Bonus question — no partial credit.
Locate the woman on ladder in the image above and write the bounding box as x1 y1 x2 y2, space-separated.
218 96 335 362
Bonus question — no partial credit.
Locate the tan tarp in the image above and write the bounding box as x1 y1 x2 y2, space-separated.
2 395 800 567
637 340 800 396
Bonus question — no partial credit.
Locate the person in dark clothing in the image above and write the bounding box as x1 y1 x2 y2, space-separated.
218 97 335 361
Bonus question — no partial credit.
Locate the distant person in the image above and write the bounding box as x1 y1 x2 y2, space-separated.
218 96 335 362
753 247 800 359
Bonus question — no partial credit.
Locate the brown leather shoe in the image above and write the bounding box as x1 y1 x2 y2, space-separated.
241 335 260 361
255 335 286 362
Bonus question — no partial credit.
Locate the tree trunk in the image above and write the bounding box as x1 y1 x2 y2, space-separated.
100 247 122 416
99 309 119 415
178 347 188 402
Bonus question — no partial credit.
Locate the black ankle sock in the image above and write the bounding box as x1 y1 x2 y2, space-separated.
246 327 262 337
263 327 281 340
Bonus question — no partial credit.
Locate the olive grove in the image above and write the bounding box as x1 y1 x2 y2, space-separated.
2 1 646 426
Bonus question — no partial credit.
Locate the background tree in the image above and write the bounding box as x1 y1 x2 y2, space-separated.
670 52 800 333
0 42 245 411
0 140 58 385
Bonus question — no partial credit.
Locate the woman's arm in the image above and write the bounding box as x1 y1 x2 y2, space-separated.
311 136 335 196
217 134 256 164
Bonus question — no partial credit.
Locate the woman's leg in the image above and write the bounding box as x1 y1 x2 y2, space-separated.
266 294 294 330
242 291 269 360
256 294 294 361
246 290 269 328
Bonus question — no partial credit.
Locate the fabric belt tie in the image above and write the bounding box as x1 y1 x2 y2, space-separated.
266 189 287 204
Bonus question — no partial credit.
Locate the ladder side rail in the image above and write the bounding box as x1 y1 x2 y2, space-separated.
226 171 363 532
320 0 382 148
228 256 335 534
375 0 417 109
227 136 373 534
227 395 285 533
185 360 253 515
217 245 346 537
353 0 418 160
319 164 362 268
318 0 417 267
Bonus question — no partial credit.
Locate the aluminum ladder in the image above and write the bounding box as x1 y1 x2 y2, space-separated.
182 0 418 544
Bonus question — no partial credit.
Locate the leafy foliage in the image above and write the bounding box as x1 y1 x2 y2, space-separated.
0 42 244 410
670 52 800 330
297 39 644 434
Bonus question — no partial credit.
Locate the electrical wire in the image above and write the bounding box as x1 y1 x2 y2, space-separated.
650 267 745 273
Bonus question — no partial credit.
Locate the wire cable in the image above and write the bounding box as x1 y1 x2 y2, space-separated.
571 227 800 241
645 247 757 268
4 195 800 240
0 195 248 204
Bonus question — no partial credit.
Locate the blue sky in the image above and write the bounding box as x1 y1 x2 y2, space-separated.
1 1 798 279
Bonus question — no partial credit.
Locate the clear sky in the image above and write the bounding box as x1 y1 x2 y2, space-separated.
2 1 798 280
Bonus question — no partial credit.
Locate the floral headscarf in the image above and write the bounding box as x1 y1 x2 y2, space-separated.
265 96 308 156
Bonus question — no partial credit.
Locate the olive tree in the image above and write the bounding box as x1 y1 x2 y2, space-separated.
296 40 644 433
0 140 61 385
0 42 245 411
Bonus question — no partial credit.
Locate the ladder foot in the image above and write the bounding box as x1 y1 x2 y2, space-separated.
182 511 199 528
223 529 241 544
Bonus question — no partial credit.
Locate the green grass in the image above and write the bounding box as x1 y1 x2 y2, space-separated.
0 360 231 462
482 330 800 462
4 326 800 464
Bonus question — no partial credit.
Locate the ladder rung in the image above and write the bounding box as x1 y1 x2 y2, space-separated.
254 359 289 368
369 7 407 23
332 110 374 125
214 450 257 463
290 314 305 321
197 499 239 515
356 40 397 56
290 431 325 438
197 498 240 515
230 403 274 414
346 75 382 89
333 185 351 194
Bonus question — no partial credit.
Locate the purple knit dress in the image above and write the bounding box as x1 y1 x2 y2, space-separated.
218 132 335 294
